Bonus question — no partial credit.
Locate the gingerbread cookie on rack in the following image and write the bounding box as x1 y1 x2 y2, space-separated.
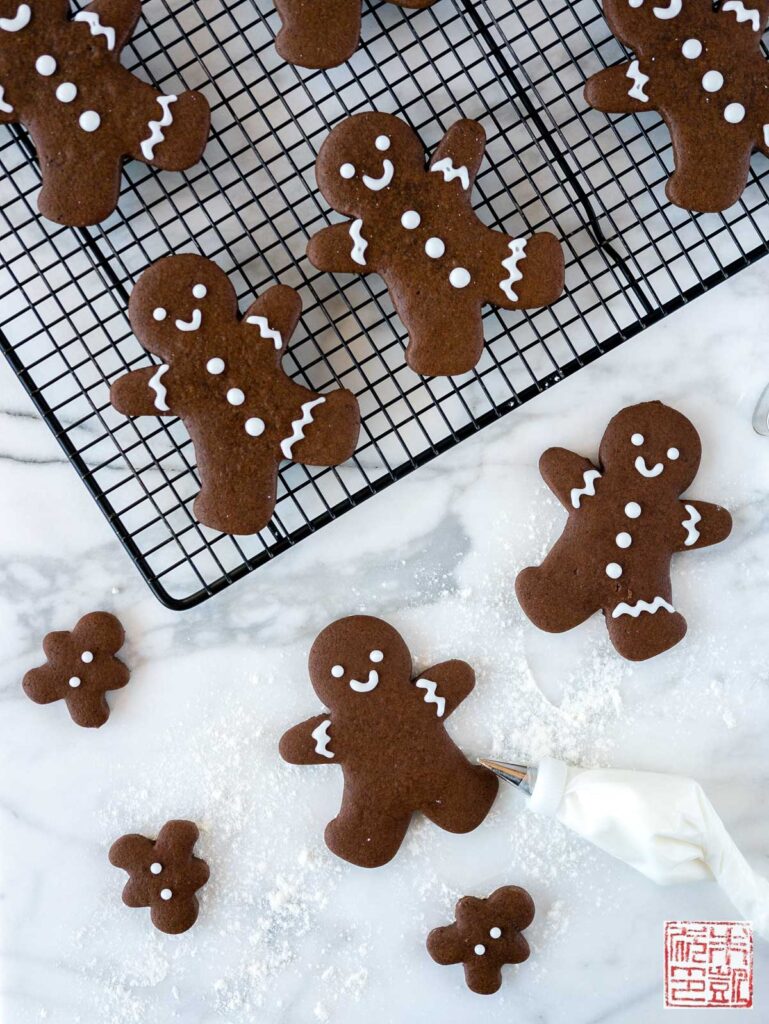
110 254 360 536
0 0 210 225
516 401 732 661
307 112 564 376
584 0 769 212
279 615 498 868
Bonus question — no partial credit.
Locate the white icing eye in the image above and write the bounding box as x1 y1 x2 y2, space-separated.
724 103 745 124
79 110 101 133
55 81 77 103
606 562 623 579
681 38 702 59
474 944 486 956
81 650 94 663
160 888 173 900
401 210 420 230
226 388 245 406
375 135 390 151
615 532 632 549
245 417 265 437
631 433 644 446
206 357 225 374
192 283 207 299
150 862 163 875
702 70 723 93
35 54 56 76
68 676 81 688
489 926 502 939
625 501 641 518
153 307 167 321
667 447 680 460
369 650 383 662
331 665 345 678
340 163 355 179
425 237 445 259
449 267 471 289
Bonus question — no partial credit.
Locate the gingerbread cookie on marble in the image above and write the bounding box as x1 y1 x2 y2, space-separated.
279 615 498 868
307 112 565 376
110 254 360 535
427 885 535 994
23 611 129 727
516 401 732 661
0 0 210 226
584 0 769 212
109 819 209 934
274 0 436 69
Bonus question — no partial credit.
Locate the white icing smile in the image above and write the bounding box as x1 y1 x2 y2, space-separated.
0 3 31 31
362 159 394 192
349 670 379 693
635 455 663 478
175 309 202 332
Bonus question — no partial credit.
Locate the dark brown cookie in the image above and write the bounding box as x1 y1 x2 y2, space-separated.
110 254 360 535
0 0 210 225
427 885 535 995
584 0 769 212
279 615 498 868
23 611 129 727
307 112 565 376
515 401 732 661
109 819 209 934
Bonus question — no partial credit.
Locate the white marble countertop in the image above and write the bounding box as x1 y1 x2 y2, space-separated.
2 259 769 1023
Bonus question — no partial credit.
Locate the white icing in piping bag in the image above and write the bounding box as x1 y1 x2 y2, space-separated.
480 756 769 940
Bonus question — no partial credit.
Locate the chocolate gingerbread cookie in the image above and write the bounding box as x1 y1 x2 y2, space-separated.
110 254 360 535
279 615 498 868
515 401 732 661
307 112 565 376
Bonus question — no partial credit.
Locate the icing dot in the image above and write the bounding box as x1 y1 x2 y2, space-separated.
375 135 391 151
606 562 623 579
226 388 245 406
150 862 162 875
245 417 265 437
79 110 101 133
55 81 77 103
682 38 702 59
81 650 94 663
489 926 502 939
474 944 486 956
401 210 420 230
369 650 384 662
616 532 632 548
425 237 445 259
153 307 167 321
702 70 723 93
35 54 56 76
340 163 355 179
631 433 644 446
724 103 745 124
192 283 207 299
331 665 345 678
68 676 81 688
449 267 471 289
160 888 173 901
667 447 680 460
206 357 225 374
625 501 642 518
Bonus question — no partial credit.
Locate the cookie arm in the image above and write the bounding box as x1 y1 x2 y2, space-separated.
584 63 656 114
241 284 302 358
428 119 485 195
126 81 210 173
415 659 474 720
281 383 360 467
75 0 141 53
675 500 732 553
279 714 337 765
307 222 375 276
110 367 175 418
539 447 601 512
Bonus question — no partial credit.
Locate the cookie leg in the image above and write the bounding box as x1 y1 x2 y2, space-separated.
392 293 484 377
325 803 411 868
515 562 599 633
422 764 498 833
605 606 687 661
667 126 752 213
192 447 278 535
274 0 361 69
35 143 122 226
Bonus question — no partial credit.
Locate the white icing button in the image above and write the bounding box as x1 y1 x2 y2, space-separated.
631 433 644 446
616 532 632 549
702 70 723 93
489 926 502 939
682 38 702 59
375 135 391 151
206 357 225 375
79 110 101 133
606 562 623 579
667 447 680 460
35 54 56 76
68 676 81 688
55 81 77 103
449 267 471 289
369 649 383 662
192 283 207 299
724 103 745 124
226 388 245 406
425 237 445 259
160 888 173 901
81 650 94 663
153 307 167 321
625 501 642 518
150 862 163 875
331 665 345 678
245 417 265 437
340 163 355 179
401 210 420 230
474 944 486 956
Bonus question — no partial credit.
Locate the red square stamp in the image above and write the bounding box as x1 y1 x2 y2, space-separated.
664 921 753 1009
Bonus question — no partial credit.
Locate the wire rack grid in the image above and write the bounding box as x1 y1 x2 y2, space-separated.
0 0 767 609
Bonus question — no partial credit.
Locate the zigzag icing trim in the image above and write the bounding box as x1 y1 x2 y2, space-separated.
280 397 325 460
73 10 116 50
349 218 368 266
0 85 13 113
722 0 760 29
245 314 283 349
311 719 334 758
626 59 650 102
570 468 601 509
0 3 30 31
612 596 675 619
415 678 445 717
681 503 701 546
140 94 177 161
148 364 170 411
431 157 470 191
499 238 527 303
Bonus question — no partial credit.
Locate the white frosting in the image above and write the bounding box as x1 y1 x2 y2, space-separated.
449 267 471 289
612 595 675 618
425 237 445 259
570 468 601 509
626 59 649 102
667 447 679 460
362 159 394 191
682 503 701 546
489 926 502 939
68 676 81 688
349 670 379 693
35 54 56 76
153 307 167 321
349 218 368 266
79 110 100 133
431 157 470 191
631 433 644 445
311 719 334 758
721 0 760 29
764 126 769 149
175 309 202 332
160 888 173 900
375 134 390 151
474 944 486 956
340 163 355 179
0 4 30 31
635 456 663 477
226 388 245 406
148 364 170 411
625 501 641 518
81 650 94 663
401 210 420 229
73 10 116 50
681 38 702 59
281 397 325 459
369 650 383 662
55 82 77 103
702 70 723 93
653 0 681 17
615 532 632 548
724 103 746 124
0 86 13 113
150 862 162 874
245 314 283 350
499 238 527 302
244 417 265 437
206 357 225 374
140 95 177 161
192 283 207 299
605 562 622 579
331 665 344 678
415 678 445 717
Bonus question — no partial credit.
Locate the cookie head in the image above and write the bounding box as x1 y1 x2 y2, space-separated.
315 113 423 212
599 401 701 491
308 615 411 707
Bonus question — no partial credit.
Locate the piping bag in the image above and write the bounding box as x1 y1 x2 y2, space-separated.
480 756 769 940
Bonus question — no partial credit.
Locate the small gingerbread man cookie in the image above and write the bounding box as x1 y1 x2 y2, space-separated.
110 254 360 535
0 0 210 225
584 0 769 211
307 112 565 376
516 401 732 661
23 611 129 727
427 885 535 995
280 615 498 868
109 819 209 934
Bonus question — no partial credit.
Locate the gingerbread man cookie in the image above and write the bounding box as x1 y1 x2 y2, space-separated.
279 615 498 868
109 819 209 934
273 0 436 69
584 0 769 212
0 0 210 225
427 885 535 995
110 254 360 535
516 401 732 661
307 113 565 376
23 611 129 727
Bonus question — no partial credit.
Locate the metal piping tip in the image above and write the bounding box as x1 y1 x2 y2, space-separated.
478 758 531 787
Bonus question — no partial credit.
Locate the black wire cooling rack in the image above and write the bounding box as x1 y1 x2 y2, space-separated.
1 0 768 609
